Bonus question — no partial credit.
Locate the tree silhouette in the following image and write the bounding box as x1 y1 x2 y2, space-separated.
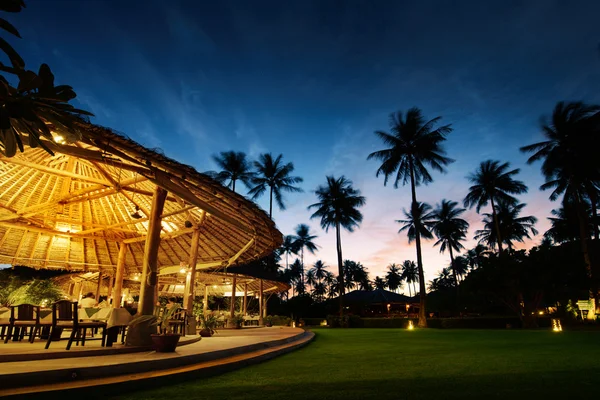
249 153 303 218
401 260 419 297
521 101 600 281
385 263 403 293
292 224 318 292
431 199 469 288
308 176 366 316
474 202 538 251
368 107 453 327
205 151 254 192
464 160 528 253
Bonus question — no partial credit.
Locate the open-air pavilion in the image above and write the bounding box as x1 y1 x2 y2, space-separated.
0 121 283 342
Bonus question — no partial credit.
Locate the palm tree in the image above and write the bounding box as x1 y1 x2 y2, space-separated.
306 269 317 292
289 259 304 297
401 260 418 296
474 202 538 251
312 282 327 302
308 176 366 316
451 256 470 282
544 202 593 244
248 153 303 218
521 101 600 279
397 202 435 242
463 160 528 253
309 260 328 286
465 244 489 269
205 151 254 192
385 263 403 293
374 276 386 290
431 200 469 288
280 235 299 271
292 224 318 291
368 107 453 327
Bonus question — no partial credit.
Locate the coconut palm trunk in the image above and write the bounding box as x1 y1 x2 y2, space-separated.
336 221 345 317
409 161 428 328
490 197 504 253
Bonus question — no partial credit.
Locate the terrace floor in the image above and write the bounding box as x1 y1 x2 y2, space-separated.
0 326 312 398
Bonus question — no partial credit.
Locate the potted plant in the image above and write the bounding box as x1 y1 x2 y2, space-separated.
150 305 182 352
199 312 218 337
230 313 245 329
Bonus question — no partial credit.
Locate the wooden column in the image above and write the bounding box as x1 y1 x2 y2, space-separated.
229 275 237 327
106 273 114 305
258 279 264 326
184 229 201 314
138 186 168 316
203 285 209 313
95 270 103 303
112 243 127 309
243 283 248 316
264 293 268 318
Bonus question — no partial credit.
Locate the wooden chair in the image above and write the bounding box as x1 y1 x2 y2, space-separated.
167 308 187 336
3 304 40 343
45 300 107 350
0 310 10 341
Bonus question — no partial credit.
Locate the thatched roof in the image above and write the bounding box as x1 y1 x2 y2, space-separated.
0 122 282 275
53 270 289 297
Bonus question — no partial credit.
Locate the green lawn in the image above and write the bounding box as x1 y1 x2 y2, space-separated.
105 328 600 400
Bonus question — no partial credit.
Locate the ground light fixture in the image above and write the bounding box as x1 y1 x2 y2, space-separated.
407 320 414 330
551 318 562 332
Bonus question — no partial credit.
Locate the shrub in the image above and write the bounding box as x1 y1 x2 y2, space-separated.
270 315 291 326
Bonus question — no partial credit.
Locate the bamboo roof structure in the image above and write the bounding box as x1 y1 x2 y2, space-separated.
53 270 289 297
0 123 283 276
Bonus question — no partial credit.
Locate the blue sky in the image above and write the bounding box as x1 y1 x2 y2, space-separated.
11 0 600 284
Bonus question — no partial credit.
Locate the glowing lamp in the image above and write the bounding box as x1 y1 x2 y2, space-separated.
179 268 187 274
551 318 562 332
407 320 414 330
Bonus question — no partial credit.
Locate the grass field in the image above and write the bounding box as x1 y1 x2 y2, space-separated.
105 328 600 400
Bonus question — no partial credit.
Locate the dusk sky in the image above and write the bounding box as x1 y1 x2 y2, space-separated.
13 0 600 286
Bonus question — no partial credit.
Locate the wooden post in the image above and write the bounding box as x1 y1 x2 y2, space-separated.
264 293 268 319
77 282 84 301
106 273 114 305
95 270 103 303
138 187 167 316
112 243 127 309
229 275 237 327
259 279 264 326
184 229 201 334
243 283 248 316
203 285 209 313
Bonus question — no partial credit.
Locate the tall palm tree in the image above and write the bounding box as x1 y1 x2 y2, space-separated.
205 151 254 192
312 282 327 302
248 153 303 218
289 259 304 297
401 260 419 297
431 199 469 287
292 224 318 291
308 175 366 316
463 160 528 253
385 263 403 293
280 235 299 271
306 269 317 292
521 101 600 279
368 107 453 327
397 202 435 303
451 256 470 282
374 276 386 290
474 202 538 251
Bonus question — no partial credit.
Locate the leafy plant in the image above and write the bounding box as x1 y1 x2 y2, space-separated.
7 279 63 305
198 311 219 335
0 1 93 157
230 313 245 328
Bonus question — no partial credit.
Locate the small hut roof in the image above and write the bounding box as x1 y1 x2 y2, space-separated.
0 123 282 275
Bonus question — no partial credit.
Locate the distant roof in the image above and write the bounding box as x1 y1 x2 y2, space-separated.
341 289 416 304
